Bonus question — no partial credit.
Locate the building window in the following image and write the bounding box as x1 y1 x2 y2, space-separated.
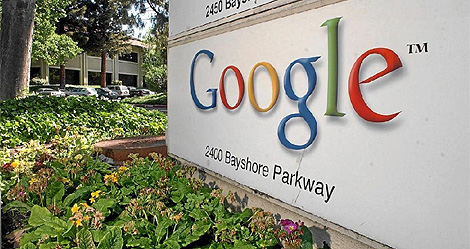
119 52 138 63
88 72 112 86
119 74 137 87
30 67 41 79
49 68 80 85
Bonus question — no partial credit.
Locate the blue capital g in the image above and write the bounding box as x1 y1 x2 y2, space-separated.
190 50 217 109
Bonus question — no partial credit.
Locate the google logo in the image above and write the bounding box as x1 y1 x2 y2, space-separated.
190 17 403 150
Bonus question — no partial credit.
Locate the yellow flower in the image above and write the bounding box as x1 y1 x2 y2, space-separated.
83 215 90 221
170 212 183 222
118 166 128 173
11 160 20 168
90 197 95 203
59 177 70 183
91 190 101 198
74 154 83 161
104 173 119 183
74 219 83 227
29 178 39 185
80 203 89 208
71 204 79 214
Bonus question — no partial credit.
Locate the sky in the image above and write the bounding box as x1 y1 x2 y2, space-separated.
133 10 154 39
124 4 154 39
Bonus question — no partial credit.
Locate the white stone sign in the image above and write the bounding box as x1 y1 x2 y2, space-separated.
169 0 276 36
168 0 470 248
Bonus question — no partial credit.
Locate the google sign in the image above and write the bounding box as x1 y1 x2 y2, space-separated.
190 17 403 150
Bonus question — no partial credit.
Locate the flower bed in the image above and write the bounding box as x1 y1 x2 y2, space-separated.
1 138 315 248
0 96 322 249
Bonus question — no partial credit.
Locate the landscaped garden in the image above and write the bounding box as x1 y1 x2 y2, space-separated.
0 96 317 249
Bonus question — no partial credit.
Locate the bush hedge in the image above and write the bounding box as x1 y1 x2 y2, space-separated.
121 93 167 106
0 96 167 148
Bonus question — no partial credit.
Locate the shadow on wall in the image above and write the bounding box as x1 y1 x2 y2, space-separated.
196 168 332 249
310 226 331 249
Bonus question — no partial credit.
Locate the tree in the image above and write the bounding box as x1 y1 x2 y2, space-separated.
33 0 82 89
140 0 168 93
142 25 167 93
59 0 139 87
0 0 36 100
135 0 168 34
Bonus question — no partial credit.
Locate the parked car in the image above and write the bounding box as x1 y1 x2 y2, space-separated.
107 85 130 98
66 87 98 97
96 88 118 100
129 88 153 97
36 88 66 97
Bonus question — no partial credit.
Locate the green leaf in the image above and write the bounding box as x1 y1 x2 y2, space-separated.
39 242 60 249
233 240 257 249
170 190 184 203
92 198 116 216
28 205 53 227
163 239 180 249
256 233 279 247
182 235 200 247
189 208 209 220
91 229 107 243
20 242 37 249
154 217 173 243
35 225 60 237
20 231 43 246
77 228 96 249
301 225 314 249
2 201 31 213
61 222 75 239
46 181 65 207
171 181 191 203
97 227 123 249
126 237 152 247
192 220 211 237
238 208 253 222
63 186 94 207
48 217 68 232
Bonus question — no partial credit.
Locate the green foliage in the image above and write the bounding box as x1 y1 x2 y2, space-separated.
0 92 316 248
121 93 167 105
0 95 167 148
77 228 96 249
1 139 289 248
60 0 137 57
135 0 168 35
142 31 168 93
140 0 168 93
32 0 82 66
31 77 48 85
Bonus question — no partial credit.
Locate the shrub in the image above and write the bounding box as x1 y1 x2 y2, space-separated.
31 77 48 85
0 95 167 148
0 140 288 248
121 93 167 105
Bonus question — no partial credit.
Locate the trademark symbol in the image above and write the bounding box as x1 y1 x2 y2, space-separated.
407 42 428 54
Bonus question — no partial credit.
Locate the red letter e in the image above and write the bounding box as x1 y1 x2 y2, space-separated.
348 48 402 122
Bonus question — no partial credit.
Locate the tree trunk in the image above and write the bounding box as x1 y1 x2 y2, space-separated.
0 0 36 101
59 65 66 89
100 52 107 88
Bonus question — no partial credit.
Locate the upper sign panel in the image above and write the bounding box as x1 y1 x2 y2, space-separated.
169 0 277 36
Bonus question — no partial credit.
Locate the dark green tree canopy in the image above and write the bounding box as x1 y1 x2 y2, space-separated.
58 0 142 57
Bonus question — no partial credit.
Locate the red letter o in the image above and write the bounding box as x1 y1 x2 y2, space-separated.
219 65 245 110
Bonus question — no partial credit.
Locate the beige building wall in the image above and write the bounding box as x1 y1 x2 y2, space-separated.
31 42 145 87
